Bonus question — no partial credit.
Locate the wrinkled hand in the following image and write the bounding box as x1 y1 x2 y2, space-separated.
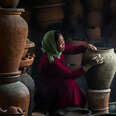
83 54 104 72
87 44 97 52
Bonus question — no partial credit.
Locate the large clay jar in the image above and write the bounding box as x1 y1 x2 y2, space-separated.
31 3 64 28
0 0 20 8
82 48 116 90
0 73 30 116
0 8 28 73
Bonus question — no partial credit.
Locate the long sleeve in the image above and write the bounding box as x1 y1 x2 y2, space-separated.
50 58 85 79
63 45 87 54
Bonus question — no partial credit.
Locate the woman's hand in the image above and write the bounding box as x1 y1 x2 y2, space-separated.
87 44 97 52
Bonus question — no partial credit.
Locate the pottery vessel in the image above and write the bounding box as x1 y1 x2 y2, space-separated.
0 0 20 8
0 73 30 116
22 40 35 59
32 0 64 6
0 8 28 73
31 3 64 28
87 89 110 113
82 48 116 90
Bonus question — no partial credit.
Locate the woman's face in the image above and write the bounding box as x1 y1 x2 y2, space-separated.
57 34 65 52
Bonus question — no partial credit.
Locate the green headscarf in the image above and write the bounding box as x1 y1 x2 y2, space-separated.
41 30 62 63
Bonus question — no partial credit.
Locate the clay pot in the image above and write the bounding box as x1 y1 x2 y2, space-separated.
0 8 28 73
82 48 116 90
88 0 105 11
87 89 110 113
0 74 29 116
20 56 34 69
87 27 102 42
0 0 20 8
31 3 64 28
22 40 35 59
32 0 64 6
88 12 102 27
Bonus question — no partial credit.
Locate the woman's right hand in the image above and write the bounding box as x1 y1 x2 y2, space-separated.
83 54 104 72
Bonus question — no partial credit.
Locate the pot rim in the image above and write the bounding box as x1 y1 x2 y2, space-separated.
0 71 21 77
88 89 111 93
0 8 25 15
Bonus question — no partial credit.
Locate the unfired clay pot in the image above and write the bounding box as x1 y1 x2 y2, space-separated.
0 0 20 8
0 8 28 73
82 48 116 90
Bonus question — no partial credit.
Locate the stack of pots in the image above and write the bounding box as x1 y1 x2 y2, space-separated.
64 0 83 28
20 39 35 73
111 0 116 48
31 0 65 29
87 0 105 42
0 1 30 116
82 48 116 114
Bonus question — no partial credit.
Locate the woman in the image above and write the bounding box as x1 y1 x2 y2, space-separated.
37 30 103 111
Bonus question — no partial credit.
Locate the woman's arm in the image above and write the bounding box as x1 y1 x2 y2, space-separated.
63 45 87 55
50 59 85 79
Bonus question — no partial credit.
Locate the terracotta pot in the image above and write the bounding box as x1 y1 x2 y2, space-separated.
88 12 102 27
87 89 110 114
88 0 105 11
82 48 116 90
20 56 34 69
32 0 64 6
0 74 29 116
0 8 28 73
22 40 35 58
0 0 20 8
31 3 64 28
87 27 102 42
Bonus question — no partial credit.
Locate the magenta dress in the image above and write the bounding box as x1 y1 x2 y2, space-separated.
38 45 87 109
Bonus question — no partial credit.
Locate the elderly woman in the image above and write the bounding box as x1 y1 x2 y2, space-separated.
37 30 103 112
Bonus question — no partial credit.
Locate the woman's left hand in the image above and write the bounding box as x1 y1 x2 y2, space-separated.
87 44 97 51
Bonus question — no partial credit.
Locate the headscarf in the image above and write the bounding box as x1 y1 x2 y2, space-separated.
41 30 62 63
